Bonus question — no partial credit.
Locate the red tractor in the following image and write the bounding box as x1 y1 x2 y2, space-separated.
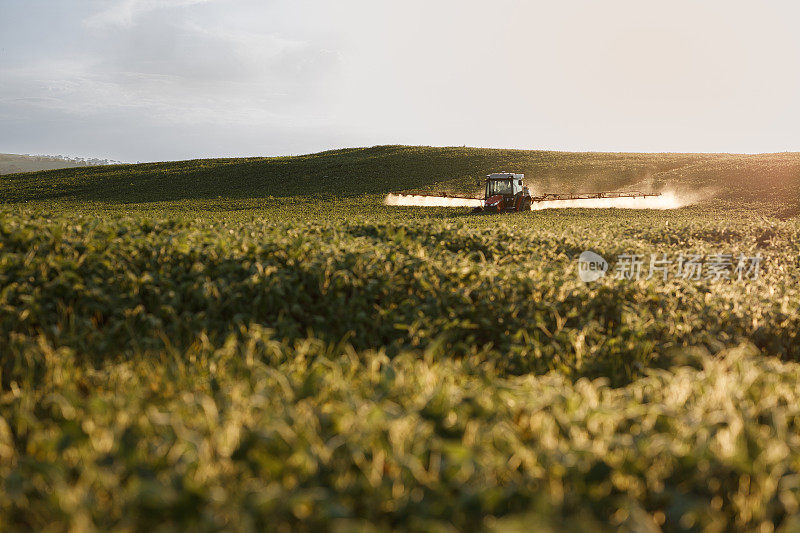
473 173 532 213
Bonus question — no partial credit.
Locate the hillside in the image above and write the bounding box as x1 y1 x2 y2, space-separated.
0 153 115 176
1 146 798 207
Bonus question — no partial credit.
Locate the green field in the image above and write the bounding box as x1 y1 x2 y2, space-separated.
1 146 799 531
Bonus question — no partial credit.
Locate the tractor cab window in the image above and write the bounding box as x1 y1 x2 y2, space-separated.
487 179 513 197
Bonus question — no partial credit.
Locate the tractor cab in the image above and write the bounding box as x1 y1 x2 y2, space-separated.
477 173 532 212
485 173 524 198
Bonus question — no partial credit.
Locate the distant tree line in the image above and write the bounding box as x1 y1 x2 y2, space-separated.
19 154 121 166
0 153 123 175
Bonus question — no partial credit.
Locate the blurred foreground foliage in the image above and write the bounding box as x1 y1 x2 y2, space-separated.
3 334 800 531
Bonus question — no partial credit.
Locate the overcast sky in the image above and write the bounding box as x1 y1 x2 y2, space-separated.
1 0 799 162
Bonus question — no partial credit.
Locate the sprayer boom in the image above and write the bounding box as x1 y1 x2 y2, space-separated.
400 192 483 200
532 192 661 202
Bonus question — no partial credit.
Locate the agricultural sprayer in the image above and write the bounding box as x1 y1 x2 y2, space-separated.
393 173 661 212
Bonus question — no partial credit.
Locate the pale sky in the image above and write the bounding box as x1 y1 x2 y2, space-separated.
1 0 799 162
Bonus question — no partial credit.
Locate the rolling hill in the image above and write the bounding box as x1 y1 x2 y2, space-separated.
1 146 798 208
